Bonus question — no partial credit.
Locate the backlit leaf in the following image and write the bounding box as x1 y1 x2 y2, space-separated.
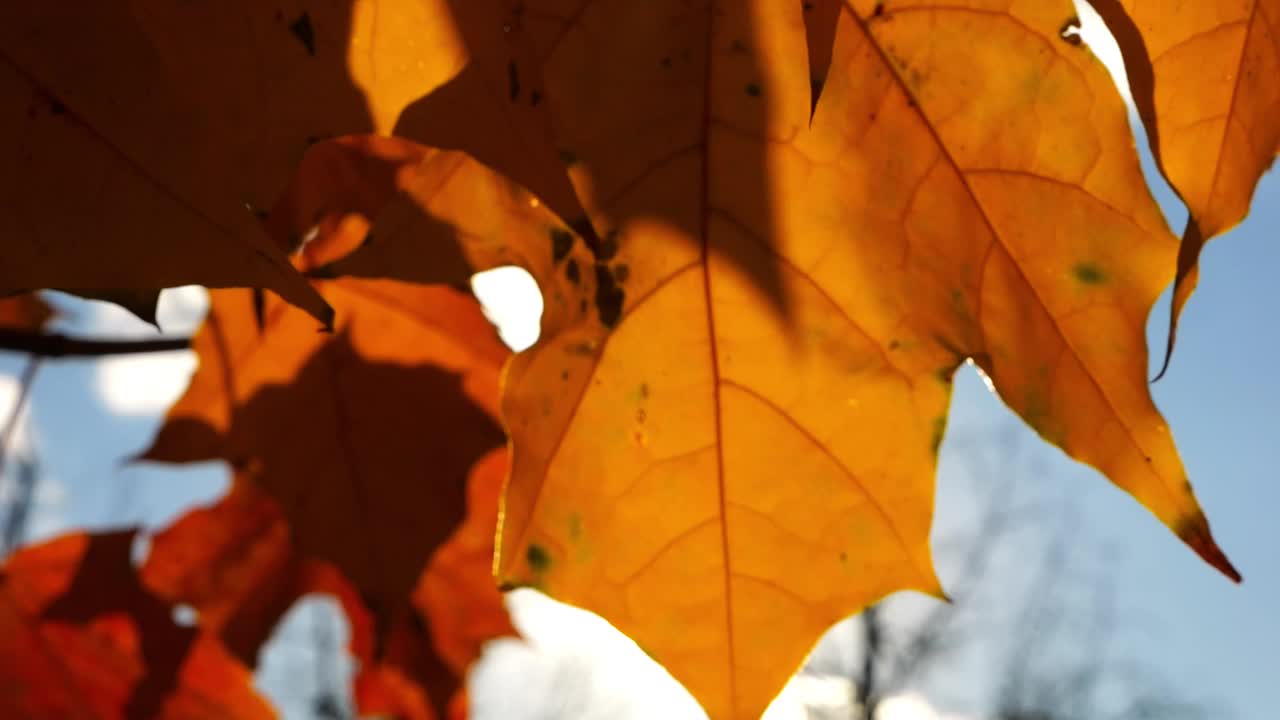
274 2 1241 717
1085 0 1280 372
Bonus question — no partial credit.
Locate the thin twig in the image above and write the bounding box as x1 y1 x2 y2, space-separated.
0 356 41 484
0 329 190 357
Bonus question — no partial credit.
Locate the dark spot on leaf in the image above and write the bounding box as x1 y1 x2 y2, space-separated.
639 383 649 399
594 263 625 328
558 149 578 166
565 258 581 285
550 228 574 262
570 216 598 248
873 2 885 18
745 82 762 97
936 366 954 385
289 13 316 56
508 60 521 101
888 339 901 350
597 230 620 261
804 1 814 10
1073 262 1106 285
48 99 66 115
660 55 672 68
636 408 646 423
526 543 551 572
1059 16 1083 46
839 551 848 563
579 298 589 314
530 89 542 106
560 370 570 381
613 263 630 283
566 341 596 356
730 39 748 53
304 134 323 147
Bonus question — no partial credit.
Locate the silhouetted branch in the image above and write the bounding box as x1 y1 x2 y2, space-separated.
0 329 189 357
853 606 882 719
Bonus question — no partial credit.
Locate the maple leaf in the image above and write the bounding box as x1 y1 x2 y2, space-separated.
0 530 272 719
140 277 514 716
270 2 1244 718
1082 0 1280 375
140 477 361 668
144 452 514 720
0 0 598 322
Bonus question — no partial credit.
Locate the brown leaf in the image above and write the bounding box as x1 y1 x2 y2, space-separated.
142 479 357 667
140 273 516 715
0 0 516 322
353 451 514 719
144 451 515 719
144 279 507 633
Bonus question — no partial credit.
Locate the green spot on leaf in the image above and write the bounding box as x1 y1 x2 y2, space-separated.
526 543 551 572
1073 262 1106 285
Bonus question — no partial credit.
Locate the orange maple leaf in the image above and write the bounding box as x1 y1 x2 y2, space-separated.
1085 0 1280 374
0 530 273 720
140 276 515 717
266 3 1242 717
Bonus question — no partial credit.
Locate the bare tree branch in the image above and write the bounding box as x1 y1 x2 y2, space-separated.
0 329 189 357
0 356 40 484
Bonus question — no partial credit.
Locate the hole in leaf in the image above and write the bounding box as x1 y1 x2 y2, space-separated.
172 604 199 627
471 266 543 352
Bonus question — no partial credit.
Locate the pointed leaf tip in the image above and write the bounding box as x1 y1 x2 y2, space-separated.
1176 514 1242 584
